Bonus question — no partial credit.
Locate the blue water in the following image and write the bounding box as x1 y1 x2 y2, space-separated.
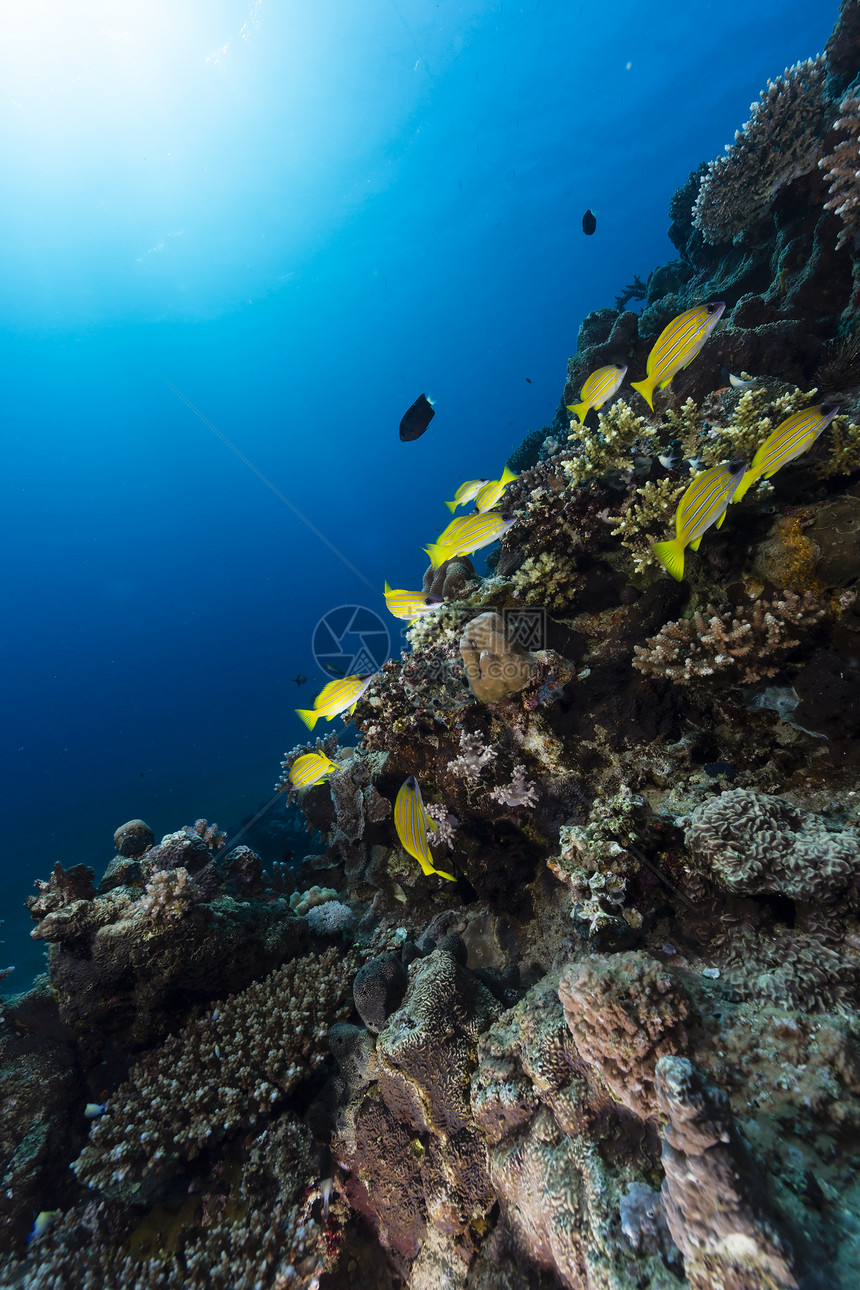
0 0 835 987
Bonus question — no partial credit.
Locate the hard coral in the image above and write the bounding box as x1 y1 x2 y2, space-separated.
819 92 860 250
692 56 829 244
683 787 860 902
559 951 691 1118
73 946 356 1205
632 591 827 686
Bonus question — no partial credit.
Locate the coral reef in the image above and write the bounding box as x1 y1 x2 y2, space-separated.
692 57 829 244
6 8 860 1287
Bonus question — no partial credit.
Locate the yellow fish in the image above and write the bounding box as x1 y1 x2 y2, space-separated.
475 466 519 512
384 582 444 621
566 364 627 425
288 751 339 789
425 511 517 569
732 404 839 502
296 674 374 730
445 478 490 512
394 776 455 880
631 303 725 410
652 461 747 581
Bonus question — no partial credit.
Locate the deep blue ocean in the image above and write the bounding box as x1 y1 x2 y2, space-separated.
1 0 835 988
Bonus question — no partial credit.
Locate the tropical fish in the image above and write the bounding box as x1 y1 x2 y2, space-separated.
394 776 456 880
631 302 725 410
27 1212 59 1244
384 582 444 621
475 466 519 512
399 393 435 441
296 674 375 730
424 511 517 569
567 365 628 425
293 674 307 687
652 461 747 581
84 1102 106 1118
288 752 339 789
728 371 757 390
582 209 597 235
445 478 489 512
732 404 839 502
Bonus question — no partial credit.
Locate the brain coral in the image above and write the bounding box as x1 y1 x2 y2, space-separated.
683 788 860 901
559 951 691 1118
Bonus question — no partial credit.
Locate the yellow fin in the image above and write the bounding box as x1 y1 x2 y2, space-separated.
715 508 728 529
444 499 457 512
731 469 757 503
652 538 685 581
295 708 320 731
688 535 703 551
657 374 674 390
424 542 450 570
430 865 456 882
500 465 518 483
630 378 655 411
567 400 589 424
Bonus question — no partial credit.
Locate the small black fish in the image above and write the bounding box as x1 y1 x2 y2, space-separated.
293 674 307 687
582 209 597 236
399 393 435 441
525 377 532 383
322 662 346 677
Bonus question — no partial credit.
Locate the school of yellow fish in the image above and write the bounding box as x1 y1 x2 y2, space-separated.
288 300 841 874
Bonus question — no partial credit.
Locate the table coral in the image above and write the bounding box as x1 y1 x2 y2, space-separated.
73 946 356 1205
692 56 828 244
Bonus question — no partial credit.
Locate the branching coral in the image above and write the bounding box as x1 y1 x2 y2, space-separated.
632 591 827 685
509 550 584 609
488 765 539 809
820 93 860 249
692 56 829 243
815 412 860 477
563 399 651 486
137 867 201 924
610 476 687 574
73 946 356 1204
448 728 497 781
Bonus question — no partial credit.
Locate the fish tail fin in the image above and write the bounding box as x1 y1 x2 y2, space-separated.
295 708 319 731
630 378 655 411
444 499 458 513
731 470 756 503
567 400 589 424
425 543 448 570
652 538 685 581
500 465 518 483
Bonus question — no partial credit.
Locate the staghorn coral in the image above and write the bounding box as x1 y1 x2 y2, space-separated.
683 787 860 902
815 411 860 477
559 951 691 1118
819 93 860 250
692 56 829 243
632 590 828 685
73 946 356 1204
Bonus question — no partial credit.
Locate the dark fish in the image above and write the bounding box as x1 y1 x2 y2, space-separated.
525 377 532 383
322 662 347 677
399 393 435 441
582 209 597 236
293 674 307 686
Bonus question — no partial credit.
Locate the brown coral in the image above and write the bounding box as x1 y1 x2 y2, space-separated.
632 591 827 685
819 93 860 250
559 951 691 1118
